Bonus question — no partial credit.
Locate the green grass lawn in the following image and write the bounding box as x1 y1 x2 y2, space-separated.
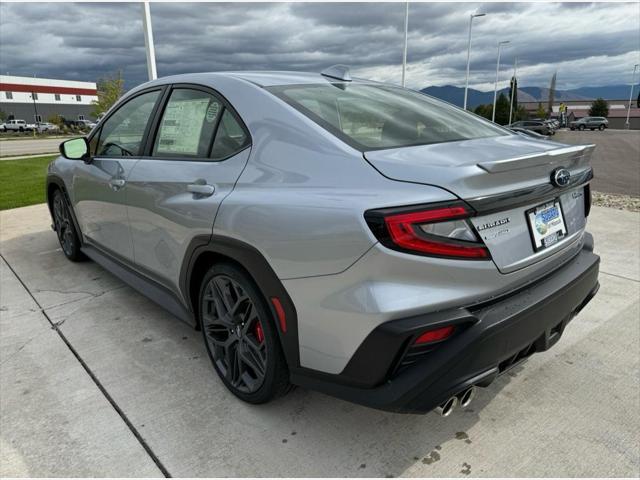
0 155 58 210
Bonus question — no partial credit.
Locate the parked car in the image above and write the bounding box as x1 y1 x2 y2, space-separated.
509 127 551 140
508 120 553 136
36 122 60 133
570 116 608 131
47 68 600 415
4 119 34 132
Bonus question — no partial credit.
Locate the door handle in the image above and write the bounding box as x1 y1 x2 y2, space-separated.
109 178 126 190
187 183 215 197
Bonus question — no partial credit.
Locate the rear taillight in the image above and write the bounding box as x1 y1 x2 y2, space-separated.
365 201 489 259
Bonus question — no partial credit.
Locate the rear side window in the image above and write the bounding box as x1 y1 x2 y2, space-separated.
153 89 222 158
210 110 250 160
268 84 506 151
96 90 160 156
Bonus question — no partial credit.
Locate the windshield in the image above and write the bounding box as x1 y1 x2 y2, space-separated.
268 83 507 151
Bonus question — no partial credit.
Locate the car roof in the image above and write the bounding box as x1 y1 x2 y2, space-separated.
140 70 383 90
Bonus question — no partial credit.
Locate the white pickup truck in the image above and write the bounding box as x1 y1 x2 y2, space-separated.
3 119 36 132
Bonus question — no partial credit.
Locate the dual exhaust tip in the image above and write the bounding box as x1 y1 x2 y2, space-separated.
435 386 475 417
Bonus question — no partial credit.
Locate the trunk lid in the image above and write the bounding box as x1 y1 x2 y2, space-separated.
363 135 595 273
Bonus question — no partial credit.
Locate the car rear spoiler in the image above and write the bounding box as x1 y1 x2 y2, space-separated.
477 144 596 173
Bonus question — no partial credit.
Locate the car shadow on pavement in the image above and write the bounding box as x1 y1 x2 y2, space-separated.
1 228 519 477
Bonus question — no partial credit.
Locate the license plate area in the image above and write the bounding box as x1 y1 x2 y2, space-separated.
526 199 567 251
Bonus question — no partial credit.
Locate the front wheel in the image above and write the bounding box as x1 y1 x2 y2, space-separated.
199 263 291 404
579 125 585 131
599 124 605 131
52 190 85 262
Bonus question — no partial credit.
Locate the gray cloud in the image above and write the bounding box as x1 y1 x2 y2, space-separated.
1 2 638 92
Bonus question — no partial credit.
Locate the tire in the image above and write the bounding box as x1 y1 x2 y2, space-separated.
570 127 575 131
199 263 291 404
599 124 605 131
19 127 24 132
579 125 585 131
52 190 86 262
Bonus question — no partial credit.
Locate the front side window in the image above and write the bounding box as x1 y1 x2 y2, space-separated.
268 84 506 151
153 89 222 158
96 90 160 157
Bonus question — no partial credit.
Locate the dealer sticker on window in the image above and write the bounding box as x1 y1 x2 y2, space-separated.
527 200 567 251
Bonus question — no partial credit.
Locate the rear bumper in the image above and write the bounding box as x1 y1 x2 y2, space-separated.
291 238 600 413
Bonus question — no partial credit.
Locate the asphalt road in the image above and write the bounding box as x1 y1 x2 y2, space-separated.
0 137 69 157
1 204 638 477
554 129 640 197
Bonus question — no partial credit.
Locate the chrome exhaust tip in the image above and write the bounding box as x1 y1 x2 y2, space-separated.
457 386 476 408
435 396 458 417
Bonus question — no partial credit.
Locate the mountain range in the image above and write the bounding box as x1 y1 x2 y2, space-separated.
420 84 640 109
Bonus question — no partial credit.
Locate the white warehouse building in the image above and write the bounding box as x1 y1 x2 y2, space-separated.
0 75 98 124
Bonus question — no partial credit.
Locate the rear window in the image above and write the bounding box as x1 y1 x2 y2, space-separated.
268 83 506 151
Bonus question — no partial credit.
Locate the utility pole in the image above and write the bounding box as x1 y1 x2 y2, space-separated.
142 1 157 81
492 40 510 122
463 12 486 110
401 1 409 87
626 64 639 129
509 58 518 125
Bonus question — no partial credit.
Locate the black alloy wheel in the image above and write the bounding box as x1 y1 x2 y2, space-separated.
199 263 290 403
52 190 85 261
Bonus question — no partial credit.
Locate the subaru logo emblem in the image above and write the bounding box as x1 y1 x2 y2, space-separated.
552 168 571 188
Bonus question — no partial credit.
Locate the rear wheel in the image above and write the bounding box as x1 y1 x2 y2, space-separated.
52 190 85 261
199 263 291 404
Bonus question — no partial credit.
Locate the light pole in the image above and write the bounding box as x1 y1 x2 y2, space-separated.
492 40 510 122
509 57 518 125
402 1 409 87
463 12 486 110
626 63 639 129
142 0 157 81
31 92 39 136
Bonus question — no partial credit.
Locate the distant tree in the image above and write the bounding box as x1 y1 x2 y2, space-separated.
91 70 124 118
0 109 6 122
494 92 511 125
509 76 518 116
47 114 63 126
535 102 547 119
547 72 557 117
473 104 492 120
514 105 529 121
589 98 609 117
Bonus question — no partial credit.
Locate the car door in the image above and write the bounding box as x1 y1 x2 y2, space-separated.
71 88 163 261
125 85 251 290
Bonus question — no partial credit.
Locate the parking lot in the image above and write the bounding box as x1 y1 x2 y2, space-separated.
1 203 638 477
554 129 640 197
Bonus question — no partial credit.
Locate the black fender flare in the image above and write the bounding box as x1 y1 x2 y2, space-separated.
179 234 300 369
46 174 84 247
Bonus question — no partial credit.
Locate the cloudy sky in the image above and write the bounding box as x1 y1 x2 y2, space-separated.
1 2 639 92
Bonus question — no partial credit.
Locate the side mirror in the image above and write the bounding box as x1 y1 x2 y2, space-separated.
60 137 90 162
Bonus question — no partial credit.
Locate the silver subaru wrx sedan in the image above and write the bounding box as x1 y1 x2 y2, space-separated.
47 67 599 415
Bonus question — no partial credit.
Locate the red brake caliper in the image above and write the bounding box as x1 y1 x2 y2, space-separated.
254 321 265 343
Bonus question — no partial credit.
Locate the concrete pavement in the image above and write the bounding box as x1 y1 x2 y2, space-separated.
0 203 638 477
0 137 70 157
